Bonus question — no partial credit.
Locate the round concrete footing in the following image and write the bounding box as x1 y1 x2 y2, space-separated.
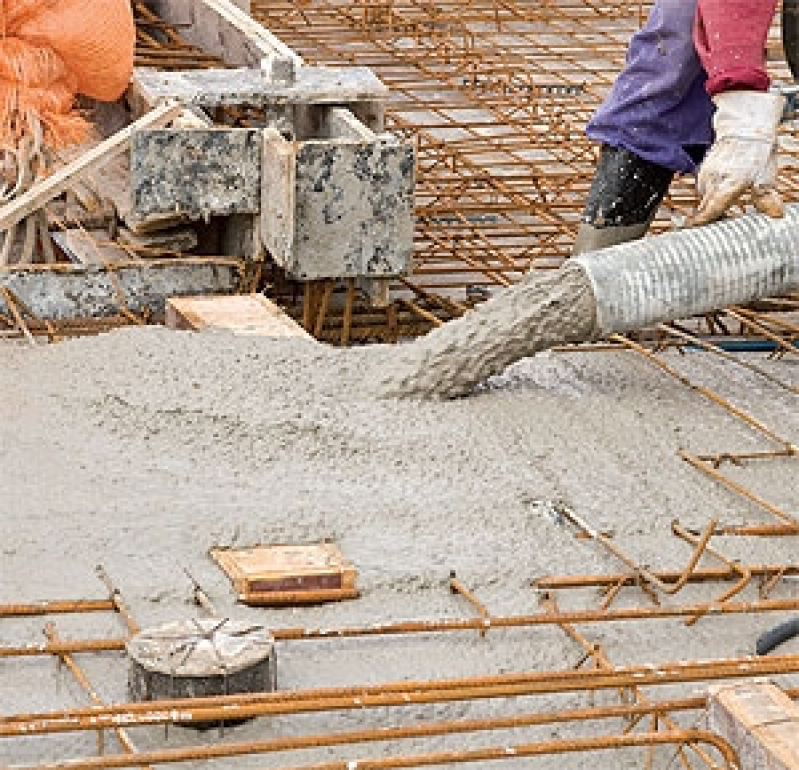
126 618 276 728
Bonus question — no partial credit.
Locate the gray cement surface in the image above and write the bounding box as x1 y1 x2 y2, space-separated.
1 326 798 768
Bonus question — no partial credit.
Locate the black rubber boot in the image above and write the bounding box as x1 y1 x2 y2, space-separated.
573 145 674 255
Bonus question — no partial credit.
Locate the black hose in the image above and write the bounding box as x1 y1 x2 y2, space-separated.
756 618 799 656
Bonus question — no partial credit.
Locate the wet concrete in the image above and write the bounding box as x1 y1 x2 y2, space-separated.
1 327 797 768
379 263 597 399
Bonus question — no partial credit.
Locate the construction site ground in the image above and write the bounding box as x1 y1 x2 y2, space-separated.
2 2 799 768
2 326 798 768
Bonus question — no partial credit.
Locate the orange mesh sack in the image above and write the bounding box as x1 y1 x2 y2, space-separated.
0 0 135 150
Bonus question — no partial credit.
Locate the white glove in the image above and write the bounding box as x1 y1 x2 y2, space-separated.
693 90 784 226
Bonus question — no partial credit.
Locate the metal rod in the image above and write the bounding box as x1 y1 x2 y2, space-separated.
6 594 799 659
95 565 140 634
0 600 115 618
540 593 716 769
559 508 719 597
43 624 152 770
534 564 799 590
6 653 799 737
670 521 752 625
449 571 490 634
657 322 799 394
17 730 739 770
680 451 799 527
610 334 798 454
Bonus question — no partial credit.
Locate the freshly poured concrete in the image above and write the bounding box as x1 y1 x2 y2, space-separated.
1 327 798 768
380 263 596 398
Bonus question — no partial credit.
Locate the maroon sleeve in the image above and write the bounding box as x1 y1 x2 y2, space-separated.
694 0 779 95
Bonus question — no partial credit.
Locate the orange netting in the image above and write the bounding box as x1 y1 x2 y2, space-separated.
0 0 135 151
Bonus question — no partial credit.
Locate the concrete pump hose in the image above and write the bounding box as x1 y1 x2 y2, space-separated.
381 206 799 400
574 205 799 335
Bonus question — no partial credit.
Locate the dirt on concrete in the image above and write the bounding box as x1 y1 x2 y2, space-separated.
1 326 798 768
379 263 597 399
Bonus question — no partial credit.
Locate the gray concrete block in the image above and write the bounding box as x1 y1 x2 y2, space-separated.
131 129 262 218
0 259 241 320
131 67 388 112
262 128 415 280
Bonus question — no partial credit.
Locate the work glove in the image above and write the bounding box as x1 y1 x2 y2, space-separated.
692 90 784 226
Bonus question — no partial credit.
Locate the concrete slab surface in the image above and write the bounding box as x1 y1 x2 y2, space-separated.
1 327 797 768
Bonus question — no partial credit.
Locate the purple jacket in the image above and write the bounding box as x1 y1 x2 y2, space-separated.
588 0 777 173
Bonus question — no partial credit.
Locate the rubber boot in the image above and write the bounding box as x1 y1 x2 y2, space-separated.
573 145 674 255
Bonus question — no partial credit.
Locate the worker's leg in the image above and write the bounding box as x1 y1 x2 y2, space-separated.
574 0 714 254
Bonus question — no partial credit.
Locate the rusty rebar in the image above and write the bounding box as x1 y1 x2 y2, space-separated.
6 594 799 659
610 334 798 454
540 592 717 769
449 571 490 634
17 729 739 770
680 450 799 527
5 652 799 737
43 624 151 770
559 508 718 598
95 565 140 634
670 521 752 625
0 599 115 618
534 563 799 590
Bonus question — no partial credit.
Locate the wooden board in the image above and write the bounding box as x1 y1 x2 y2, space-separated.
51 230 133 266
165 293 312 339
0 102 183 233
210 543 359 605
709 682 799 770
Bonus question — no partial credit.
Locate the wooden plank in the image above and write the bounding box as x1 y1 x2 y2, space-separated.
0 102 184 234
50 230 132 265
132 67 388 111
210 543 358 606
326 107 377 141
261 127 297 269
165 293 313 339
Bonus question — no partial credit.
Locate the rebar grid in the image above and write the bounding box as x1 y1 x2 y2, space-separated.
2 552 797 768
3 6 798 763
250 0 799 298
133 2 226 70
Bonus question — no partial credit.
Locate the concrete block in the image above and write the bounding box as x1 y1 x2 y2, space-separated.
131 66 388 114
130 129 261 218
261 122 416 281
0 259 241 320
708 680 799 770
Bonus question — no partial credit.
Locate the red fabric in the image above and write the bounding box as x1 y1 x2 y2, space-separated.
694 0 778 96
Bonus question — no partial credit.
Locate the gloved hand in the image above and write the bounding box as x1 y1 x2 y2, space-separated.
692 89 784 226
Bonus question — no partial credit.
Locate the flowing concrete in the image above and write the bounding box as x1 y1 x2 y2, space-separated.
378 263 597 399
1 327 798 768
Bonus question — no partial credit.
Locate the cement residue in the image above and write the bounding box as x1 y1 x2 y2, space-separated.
378 263 598 399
